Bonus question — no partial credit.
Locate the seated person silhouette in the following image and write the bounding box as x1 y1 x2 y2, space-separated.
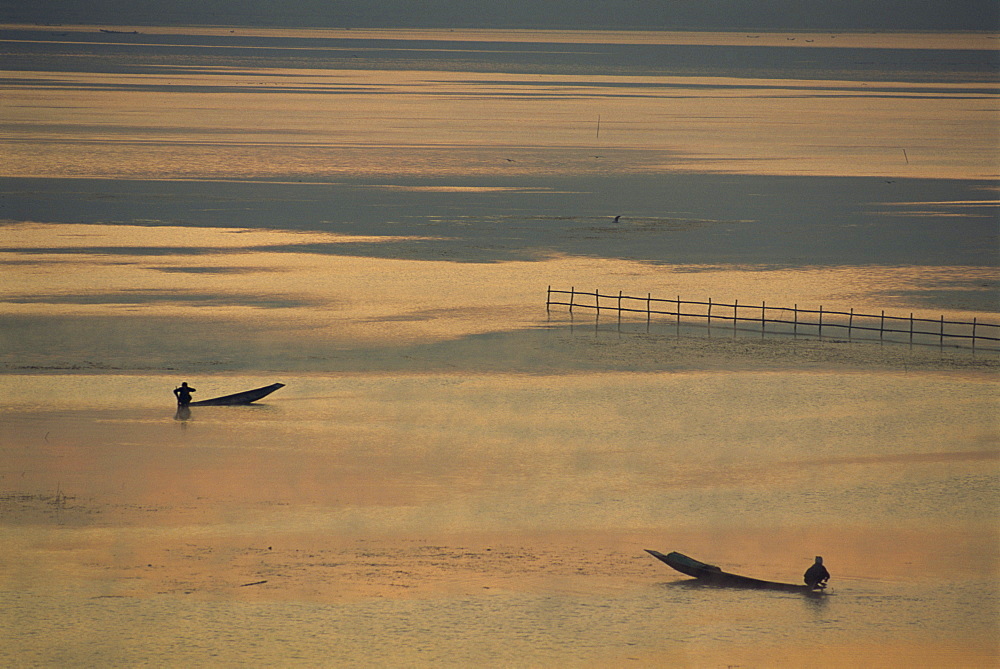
173 382 196 406
804 556 830 589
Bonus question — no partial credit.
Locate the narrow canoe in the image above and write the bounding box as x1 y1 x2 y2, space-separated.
646 550 818 592
187 383 285 406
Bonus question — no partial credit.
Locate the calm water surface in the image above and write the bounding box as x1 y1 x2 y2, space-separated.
2 370 997 666
1 25 997 667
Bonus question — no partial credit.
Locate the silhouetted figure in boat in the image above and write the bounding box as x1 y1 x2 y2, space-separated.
804 556 830 589
173 382 196 406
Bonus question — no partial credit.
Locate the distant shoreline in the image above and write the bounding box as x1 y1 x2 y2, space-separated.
3 24 998 51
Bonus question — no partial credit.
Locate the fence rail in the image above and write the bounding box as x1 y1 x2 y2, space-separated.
546 287 999 349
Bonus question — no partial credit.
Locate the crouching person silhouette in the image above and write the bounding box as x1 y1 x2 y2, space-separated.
804 556 830 590
173 382 196 406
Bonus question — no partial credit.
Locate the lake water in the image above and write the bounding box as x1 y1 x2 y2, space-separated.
1 25 998 667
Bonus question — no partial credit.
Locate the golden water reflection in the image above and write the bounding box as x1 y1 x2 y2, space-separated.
2 222 997 357
3 65 996 180
1 25 997 667
1 371 997 665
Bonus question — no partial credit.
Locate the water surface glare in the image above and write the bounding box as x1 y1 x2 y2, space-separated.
1 372 997 665
1 24 997 668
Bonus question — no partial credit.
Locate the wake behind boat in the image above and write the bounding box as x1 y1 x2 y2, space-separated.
646 550 822 592
187 383 285 406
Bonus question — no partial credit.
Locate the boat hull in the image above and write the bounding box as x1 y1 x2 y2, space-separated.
187 383 285 406
646 550 817 592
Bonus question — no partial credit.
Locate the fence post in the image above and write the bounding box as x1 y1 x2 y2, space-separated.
569 286 575 314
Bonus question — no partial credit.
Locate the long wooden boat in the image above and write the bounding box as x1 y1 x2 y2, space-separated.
187 383 285 406
646 550 819 592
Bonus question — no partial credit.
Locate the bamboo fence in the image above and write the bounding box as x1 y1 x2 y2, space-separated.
546 287 999 349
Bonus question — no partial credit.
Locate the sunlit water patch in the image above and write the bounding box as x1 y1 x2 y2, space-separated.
1 24 997 668
1 371 997 666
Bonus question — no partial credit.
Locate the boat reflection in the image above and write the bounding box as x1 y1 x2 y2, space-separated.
661 577 828 598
